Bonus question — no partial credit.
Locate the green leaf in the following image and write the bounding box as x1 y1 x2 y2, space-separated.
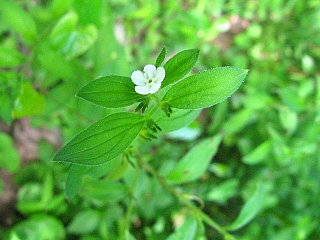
279 88 305 113
279 107 298 134
105 159 129 180
46 195 66 213
0 133 20 172
13 83 46 118
92 20 129 75
162 49 199 87
242 141 272 165
17 183 44 214
222 109 252 135
155 46 167 67
9 232 22 240
228 183 267 231
73 0 105 26
207 179 239 204
128 233 137 240
11 215 65 240
50 11 98 59
0 0 37 43
0 46 25 68
152 108 200 133
51 0 73 17
87 156 123 178
77 76 144 108
66 25 98 59
68 210 100 234
0 92 13 124
166 217 198 240
65 165 87 200
53 112 145 165
163 67 248 109
50 11 78 37
82 180 127 202
41 173 53 204
65 157 123 199
166 136 221 184
37 48 77 82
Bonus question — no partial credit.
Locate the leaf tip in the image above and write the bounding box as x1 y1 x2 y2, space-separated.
192 48 200 56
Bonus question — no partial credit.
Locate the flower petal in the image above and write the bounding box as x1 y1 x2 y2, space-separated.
148 83 161 94
154 67 165 83
135 85 150 95
131 70 146 85
143 64 157 79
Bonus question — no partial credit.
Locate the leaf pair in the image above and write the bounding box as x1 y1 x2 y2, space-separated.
78 53 248 111
77 48 199 109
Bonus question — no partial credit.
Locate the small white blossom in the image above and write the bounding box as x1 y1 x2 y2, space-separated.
131 64 165 95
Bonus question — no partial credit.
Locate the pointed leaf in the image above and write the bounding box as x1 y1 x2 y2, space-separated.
166 136 221 184
207 179 239 204
155 46 167 67
164 67 248 109
67 210 100 234
228 183 267 231
162 49 199 87
77 76 144 108
242 141 272 165
65 165 87 200
53 112 145 165
152 108 200 133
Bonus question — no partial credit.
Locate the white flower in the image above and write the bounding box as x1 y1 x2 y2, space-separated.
131 64 165 95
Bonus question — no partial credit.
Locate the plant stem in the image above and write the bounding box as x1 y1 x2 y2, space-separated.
146 94 161 117
136 155 235 240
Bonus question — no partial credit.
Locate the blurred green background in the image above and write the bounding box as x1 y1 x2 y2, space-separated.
0 0 320 239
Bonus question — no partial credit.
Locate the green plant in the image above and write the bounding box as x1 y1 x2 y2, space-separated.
53 47 248 239
1 0 320 239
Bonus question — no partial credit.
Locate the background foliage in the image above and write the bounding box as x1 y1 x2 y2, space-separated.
0 0 320 239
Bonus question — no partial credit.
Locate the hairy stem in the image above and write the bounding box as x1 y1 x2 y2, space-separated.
146 94 161 117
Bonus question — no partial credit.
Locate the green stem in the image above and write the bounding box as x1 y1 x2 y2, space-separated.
146 94 161 117
136 154 234 240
